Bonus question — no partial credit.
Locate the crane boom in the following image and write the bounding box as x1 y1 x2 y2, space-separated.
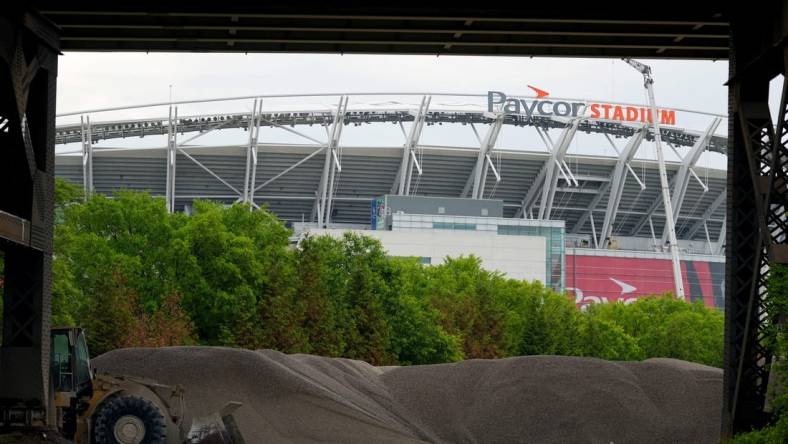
622 58 686 300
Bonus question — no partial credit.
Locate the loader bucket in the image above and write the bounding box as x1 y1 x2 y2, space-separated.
184 402 245 444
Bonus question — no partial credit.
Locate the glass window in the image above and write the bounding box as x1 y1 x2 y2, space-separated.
497 223 565 292
74 332 92 389
51 332 72 392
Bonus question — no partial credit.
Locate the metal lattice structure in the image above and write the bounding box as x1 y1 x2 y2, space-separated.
54 94 727 253
0 10 58 427
723 2 788 436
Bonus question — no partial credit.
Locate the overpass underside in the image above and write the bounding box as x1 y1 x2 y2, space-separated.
1 2 786 439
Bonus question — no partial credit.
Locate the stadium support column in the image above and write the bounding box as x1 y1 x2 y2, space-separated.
573 131 645 235
724 2 788 436
316 96 347 227
660 117 721 242
597 127 646 248
0 10 59 427
242 99 263 206
470 114 504 199
537 120 579 219
165 106 178 213
80 115 93 197
514 122 578 219
396 96 430 196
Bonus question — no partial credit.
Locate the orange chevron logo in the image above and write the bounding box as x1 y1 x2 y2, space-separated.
527 85 549 98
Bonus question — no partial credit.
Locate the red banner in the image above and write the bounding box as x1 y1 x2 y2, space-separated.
565 254 724 309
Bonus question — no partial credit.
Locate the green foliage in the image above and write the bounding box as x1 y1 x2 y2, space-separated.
426 256 514 359
733 264 788 443
54 177 83 209
576 316 643 361
511 280 582 356
585 296 724 367
175 200 291 344
384 257 463 364
49 185 725 371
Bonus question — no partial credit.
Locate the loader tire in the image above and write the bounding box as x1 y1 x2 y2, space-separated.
93 395 166 444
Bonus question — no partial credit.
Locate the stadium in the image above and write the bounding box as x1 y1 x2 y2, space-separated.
54 92 727 309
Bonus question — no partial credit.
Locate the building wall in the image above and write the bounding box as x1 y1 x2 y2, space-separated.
388 213 565 290
308 229 547 283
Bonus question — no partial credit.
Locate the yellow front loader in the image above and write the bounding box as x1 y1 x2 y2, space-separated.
49 327 243 444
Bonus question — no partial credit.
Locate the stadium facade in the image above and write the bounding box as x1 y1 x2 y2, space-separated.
54 92 727 309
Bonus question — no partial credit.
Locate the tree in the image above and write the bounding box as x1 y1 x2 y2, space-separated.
732 264 788 442
511 280 582 357
79 271 137 356
339 233 393 365
293 234 348 356
54 189 294 349
426 256 514 359
576 316 643 361
124 291 196 348
585 296 724 367
383 257 463 364
48 185 728 371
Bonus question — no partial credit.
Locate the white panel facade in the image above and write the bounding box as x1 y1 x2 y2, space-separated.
308 229 547 283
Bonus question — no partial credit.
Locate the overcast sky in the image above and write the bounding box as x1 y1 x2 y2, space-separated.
57 52 731 115
55 53 751 169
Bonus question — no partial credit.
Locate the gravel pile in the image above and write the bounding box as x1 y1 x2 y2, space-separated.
94 347 722 443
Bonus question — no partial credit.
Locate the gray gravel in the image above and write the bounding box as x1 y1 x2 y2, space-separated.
93 348 722 443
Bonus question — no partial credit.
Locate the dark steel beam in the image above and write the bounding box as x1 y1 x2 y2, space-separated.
0 211 32 248
0 8 58 428
31 3 728 58
724 1 788 437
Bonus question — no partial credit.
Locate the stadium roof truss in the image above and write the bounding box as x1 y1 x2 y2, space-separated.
54 93 727 249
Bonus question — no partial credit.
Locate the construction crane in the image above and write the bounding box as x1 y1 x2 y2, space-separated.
622 58 686 300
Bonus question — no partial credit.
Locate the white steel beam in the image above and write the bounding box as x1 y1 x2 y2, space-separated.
659 117 721 241
703 220 713 254
243 98 263 205
323 97 349 226
256 147 326 192
514 166 546 218
537 120 579 219
316 96 348 226
648 217 658 248
471 114 505 199
176 148 243 197
80 115 93 198
597 126 646 247
514 123 578 218
570 182 609 233
572 127 645 235
165 106 178 213
628 120 719 239
716 217 726 255
396 96 431 195
170 115 252 204
628 174 677 236
257 116 325 145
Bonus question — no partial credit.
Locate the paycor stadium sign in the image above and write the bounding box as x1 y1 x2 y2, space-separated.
487 91 677 125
